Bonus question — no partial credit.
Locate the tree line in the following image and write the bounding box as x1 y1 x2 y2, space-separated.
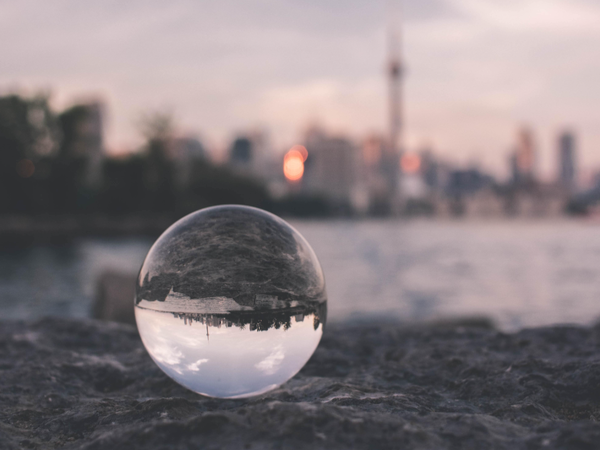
0 94 271 216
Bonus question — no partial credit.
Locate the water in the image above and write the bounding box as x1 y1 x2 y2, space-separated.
303 219 600 330
1 220 600 330
0 238 152 319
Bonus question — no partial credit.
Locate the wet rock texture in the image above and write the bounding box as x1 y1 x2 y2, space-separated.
2 318 600 449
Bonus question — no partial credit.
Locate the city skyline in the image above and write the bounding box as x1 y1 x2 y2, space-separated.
1 0 600 179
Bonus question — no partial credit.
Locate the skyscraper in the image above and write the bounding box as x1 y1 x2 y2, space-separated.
229 137 253 166
303 127 364 211
511 127 536 186
558 131 576 191
228 130 271 180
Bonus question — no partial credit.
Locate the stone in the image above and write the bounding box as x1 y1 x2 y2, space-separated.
92 270 137 325
3 318 600 449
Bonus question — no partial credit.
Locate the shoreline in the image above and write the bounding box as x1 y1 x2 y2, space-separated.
0 213 596 241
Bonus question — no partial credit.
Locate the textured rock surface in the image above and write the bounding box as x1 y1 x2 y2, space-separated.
2 318 600 449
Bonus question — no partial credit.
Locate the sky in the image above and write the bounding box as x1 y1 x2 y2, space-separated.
1 0 599 179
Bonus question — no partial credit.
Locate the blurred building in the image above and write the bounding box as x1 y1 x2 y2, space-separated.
420 149 440 190
462 188 505 218
229 137 253 167
303 128 367 213
570 171 600 213
228 130 271 180
170 136 208 187
437 168 502 217
558 131 577 192
171 136 206 161
510 127 536 186
445 168 494 198
399 152 428 200
506 183 567 218
361 134 398 214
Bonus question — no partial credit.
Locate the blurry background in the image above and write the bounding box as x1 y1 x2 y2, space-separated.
1 0 600 330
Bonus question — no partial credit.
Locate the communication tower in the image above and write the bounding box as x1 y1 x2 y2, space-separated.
388 2 404 157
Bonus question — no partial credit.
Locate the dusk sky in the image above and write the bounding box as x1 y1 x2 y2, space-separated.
1 0 599 179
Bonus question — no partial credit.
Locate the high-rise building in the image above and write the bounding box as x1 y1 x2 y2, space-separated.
303 128 366 211
558 131 576 191
509 153 519 185
420 149 440 190
510 127 536 186
171 136 207 187
228 130 271 180
229 137 253 166
360 134 401 215
517 127 535 179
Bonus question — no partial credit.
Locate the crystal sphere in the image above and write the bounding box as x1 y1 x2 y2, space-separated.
135 205 327 398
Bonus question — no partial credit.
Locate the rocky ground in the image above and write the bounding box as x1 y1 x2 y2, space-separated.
2 318 600 449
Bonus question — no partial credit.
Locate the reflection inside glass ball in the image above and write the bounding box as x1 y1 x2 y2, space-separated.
135 205 327 398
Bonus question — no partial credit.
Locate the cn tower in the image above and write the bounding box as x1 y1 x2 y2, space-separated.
387 1 404 213
388 6 403 158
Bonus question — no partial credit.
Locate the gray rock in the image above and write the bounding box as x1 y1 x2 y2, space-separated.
92 271 137 325
2 318 600 449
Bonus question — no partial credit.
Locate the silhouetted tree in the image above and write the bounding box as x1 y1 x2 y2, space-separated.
181 159 269 213
100 155 146 214
0 94 58 213
51 105 92 212
138 111 176 212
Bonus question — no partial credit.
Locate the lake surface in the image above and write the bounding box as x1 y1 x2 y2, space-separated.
1 219 600 330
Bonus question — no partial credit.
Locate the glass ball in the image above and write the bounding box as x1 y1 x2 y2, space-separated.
135 205 327 398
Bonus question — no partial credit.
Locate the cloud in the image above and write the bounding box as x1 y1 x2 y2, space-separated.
148 341 184 366
1 0 599 173
453 0 600 34
241 77 384 143
401 0 600 175
255 344 285 375
187 358 209 372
